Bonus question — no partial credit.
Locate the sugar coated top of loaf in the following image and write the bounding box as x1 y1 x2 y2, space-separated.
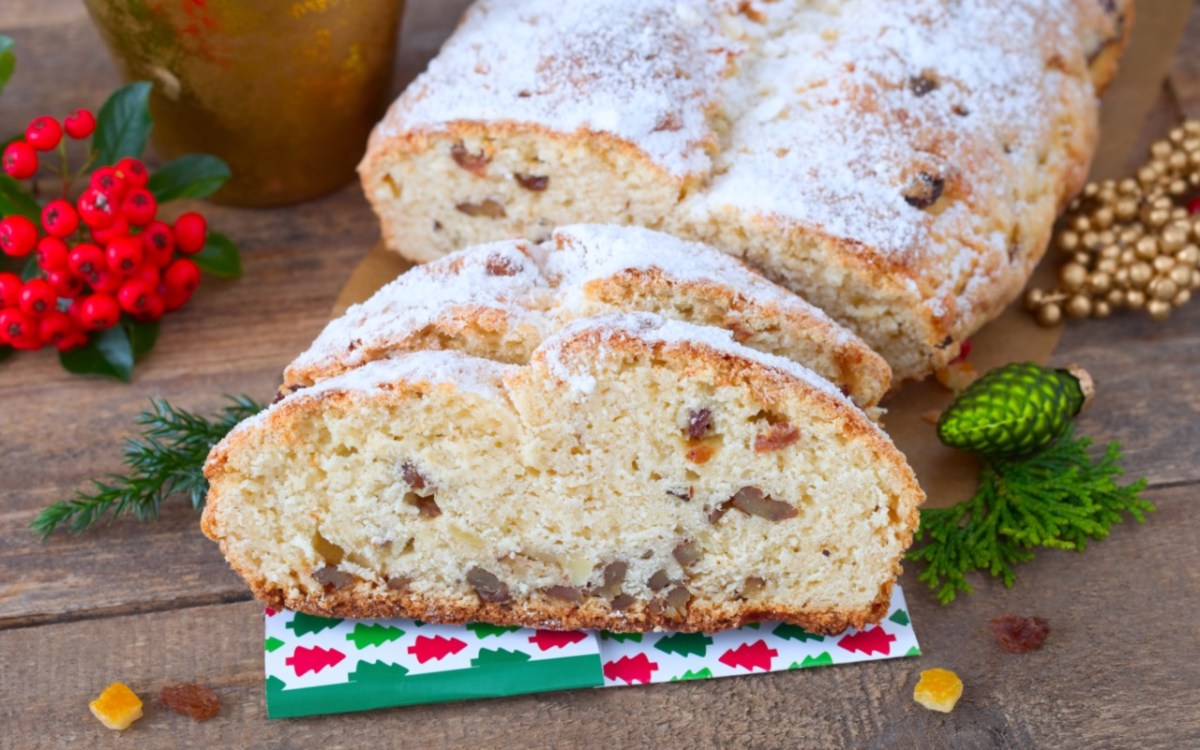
382 0 730 177
538 312 853 409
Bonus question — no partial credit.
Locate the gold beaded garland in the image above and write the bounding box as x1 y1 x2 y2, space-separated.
1027 118 1200 325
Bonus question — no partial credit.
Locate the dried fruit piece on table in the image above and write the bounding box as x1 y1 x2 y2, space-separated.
937 362 1093 458
89 682 143 730
913 668 963 713
991 614 1050 654
160 683 220 721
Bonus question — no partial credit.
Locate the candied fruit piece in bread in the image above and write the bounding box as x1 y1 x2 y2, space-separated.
89 682 143 731
359 0 1131 382
202 314 923 633
284 224 890 409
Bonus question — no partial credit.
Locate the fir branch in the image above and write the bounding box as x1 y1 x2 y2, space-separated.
907 424 1152 604
32 396 264 538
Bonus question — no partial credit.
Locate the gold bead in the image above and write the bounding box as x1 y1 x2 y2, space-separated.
1118 226 1143 246
1088 271 1112 293
1096 258 1119 275
1148 158 1168 178
1147 299 1172 321
1066 294 1092 318
1151 278 1178 301
1092 300 1112 318
1135 236 1159 260
1168 152 1189 171
1083 182 1099 197
1074 252 1092 267
1115 198 1139 222
1099 243 1120 259
1114 268 1130 289
1185 120 1200 136
1184 137 1200 153
1171 206 1189 219
1060 262 1088 290
1152 195 1173 210
1081 231 1100 251
1130 262 1154 288
1126 289 1147 309
1068 197 1082 212
1192 219 1200 242
1190 151 1200 169
1174 289 1192 307
1170 265 1194 288
1151 140 1173 159
1137 165 1158 186
1058 230 1080 252
1169 180 1188 196
1097 230 1116 248
1119 248 1136 266
1147 209 1171 228
1107 288 1126 307
1177 245 1200 266
1161 226 1188 253
1153 255 1176 273
1168 127 1185 144
1023 288 1045 311
1072 215 1092 234
1117 178 1140 195
1036 302 1063 326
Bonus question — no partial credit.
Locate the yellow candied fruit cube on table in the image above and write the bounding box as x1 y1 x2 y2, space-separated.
89 682 144 731
913 668 963 713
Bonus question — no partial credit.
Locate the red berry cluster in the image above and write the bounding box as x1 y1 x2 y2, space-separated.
1 112 207 352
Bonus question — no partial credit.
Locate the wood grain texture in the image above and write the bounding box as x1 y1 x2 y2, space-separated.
0 0 1198 747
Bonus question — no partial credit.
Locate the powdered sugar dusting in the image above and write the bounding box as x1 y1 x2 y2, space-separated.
539 312 855 411
289 239 552 376
381 0 731 177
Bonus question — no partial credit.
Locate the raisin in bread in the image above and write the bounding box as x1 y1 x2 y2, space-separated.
360 0 1130 382
202 314 924 634
284 224 891 409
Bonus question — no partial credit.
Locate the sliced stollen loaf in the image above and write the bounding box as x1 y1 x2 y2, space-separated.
360 0 1131 382
202 314 923 633
283 224 891 409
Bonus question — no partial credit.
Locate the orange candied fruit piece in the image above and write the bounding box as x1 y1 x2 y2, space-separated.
89 682 144 730
913 668 964 713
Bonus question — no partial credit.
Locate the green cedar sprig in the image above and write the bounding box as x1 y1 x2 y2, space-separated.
32 396 263 538
907 424 1152 604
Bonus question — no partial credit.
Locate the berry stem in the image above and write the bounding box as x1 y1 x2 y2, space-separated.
57 139 70 200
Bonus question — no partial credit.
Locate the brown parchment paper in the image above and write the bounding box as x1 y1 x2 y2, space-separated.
333 0 1192 509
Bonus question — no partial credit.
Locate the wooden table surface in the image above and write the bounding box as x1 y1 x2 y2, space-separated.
2 2 1199 748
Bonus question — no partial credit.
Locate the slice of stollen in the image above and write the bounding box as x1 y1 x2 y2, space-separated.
283 224 890 409
203 313 922 633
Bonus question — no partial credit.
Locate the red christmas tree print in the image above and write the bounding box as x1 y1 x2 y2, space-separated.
603 653 659 685
407 635 468 664
836 626 895 656
528 630 588 651
718 640 777 672
264 608 276 617
285 646 346 677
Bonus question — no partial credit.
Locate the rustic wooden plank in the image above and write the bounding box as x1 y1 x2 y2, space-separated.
1167 0 1200 120
1 484 1193 749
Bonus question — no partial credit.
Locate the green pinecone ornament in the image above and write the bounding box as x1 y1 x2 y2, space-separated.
937 362 1094 458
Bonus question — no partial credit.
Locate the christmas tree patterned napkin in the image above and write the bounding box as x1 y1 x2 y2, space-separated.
265 586 919 718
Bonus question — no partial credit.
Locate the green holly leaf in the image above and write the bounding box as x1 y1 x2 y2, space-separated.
125 317 158 361
0 174 41 221
0 36 14 97
889 609 910 627
264 636 285 653
147 154 231 202
285 612 343 637
599 631 642 643
772 623 824 642
466 622 521 639
92 81 153 167
59 326 134 382
471 648 532 667
346 623 404 649
670 667 713 682
19 255 39 281
653 632 712 658
192 230 242 278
